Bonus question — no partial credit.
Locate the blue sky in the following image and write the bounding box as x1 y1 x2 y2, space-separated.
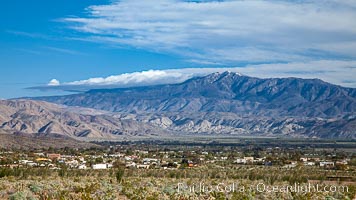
1 0 356 98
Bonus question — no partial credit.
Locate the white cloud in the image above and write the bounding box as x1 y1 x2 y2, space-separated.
39 60 356 91
34 0 356 91
44 69 224 90
62 0 356 63
67 70 189 86
48 79 60 86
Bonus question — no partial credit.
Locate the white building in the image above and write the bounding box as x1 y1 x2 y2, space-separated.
126 162 137 168
235 158 246 164
244 157 254 162
78 164 87 169
320 161 334 167
92 163 112 169
254 158 265 162
304 162 315 166
136 164 150 169
143 158 159 164
19 160 32 165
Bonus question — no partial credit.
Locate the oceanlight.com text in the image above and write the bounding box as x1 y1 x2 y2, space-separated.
177 182 349 194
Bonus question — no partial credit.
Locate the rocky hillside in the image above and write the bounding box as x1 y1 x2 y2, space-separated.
2 99 353 139
114 112 355 138
0 100 169 139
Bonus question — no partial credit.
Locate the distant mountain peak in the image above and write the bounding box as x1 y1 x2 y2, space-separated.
201 71 243 83
208 71 242 77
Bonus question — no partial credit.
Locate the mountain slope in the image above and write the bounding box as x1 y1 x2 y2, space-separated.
114 112 355 138
35 72 356 118
1 99 354 139
0 100 169 139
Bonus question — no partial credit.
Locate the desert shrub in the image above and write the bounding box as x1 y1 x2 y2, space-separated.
210 191 226 200
163 186 175 195
231 192 251 200
169 171 176 178
58 168 67 177
116 168 125 183
146 192 160 200
0 168 12 178
9 192 27 200
28 183 42 194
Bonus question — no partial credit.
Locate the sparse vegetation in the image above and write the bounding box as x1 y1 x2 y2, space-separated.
0 139 355 199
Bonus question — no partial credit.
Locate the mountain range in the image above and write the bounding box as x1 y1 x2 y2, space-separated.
1 71 354 140
36 71 355 118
